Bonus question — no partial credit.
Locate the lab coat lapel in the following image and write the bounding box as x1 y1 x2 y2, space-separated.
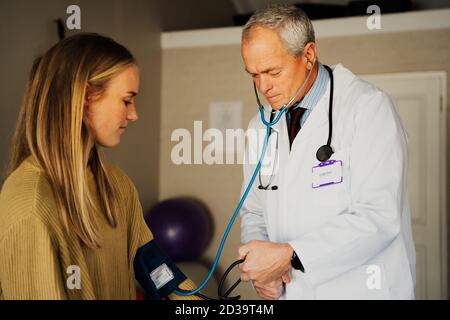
293 85 330 148
284 83 330 183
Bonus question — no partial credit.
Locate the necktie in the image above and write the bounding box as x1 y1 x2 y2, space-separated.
288 107 307 148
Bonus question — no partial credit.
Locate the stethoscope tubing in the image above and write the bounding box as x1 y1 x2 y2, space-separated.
175 114 281 296
175 61 333 297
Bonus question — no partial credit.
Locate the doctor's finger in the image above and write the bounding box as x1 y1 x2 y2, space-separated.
282 272 291 284
239 260 253 273
240 272 251 282
255 287 271 300
256 286 282 300
255 279 282 290
237 245 250 259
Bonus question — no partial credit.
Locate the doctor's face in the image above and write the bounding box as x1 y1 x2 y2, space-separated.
85 64 140 148
241 26 312 110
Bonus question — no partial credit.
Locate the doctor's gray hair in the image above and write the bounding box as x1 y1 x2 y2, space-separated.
242 4 315 56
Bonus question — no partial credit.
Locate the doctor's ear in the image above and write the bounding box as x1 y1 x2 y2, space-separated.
302 42 317 69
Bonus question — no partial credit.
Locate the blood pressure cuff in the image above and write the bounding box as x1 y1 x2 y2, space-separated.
134 240 187 300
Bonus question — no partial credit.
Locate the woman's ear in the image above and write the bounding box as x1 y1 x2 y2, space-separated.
84 86 90 111
83 98 93 129
84 84 95 111
83 98 90 126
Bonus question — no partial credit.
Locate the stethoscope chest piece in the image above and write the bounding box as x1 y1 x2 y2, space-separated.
316 144 334 162
258 185 278 190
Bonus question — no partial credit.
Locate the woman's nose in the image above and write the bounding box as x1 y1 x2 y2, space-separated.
127 104 139 122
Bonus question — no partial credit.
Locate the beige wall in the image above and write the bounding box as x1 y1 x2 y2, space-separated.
160 28 450 299
0 0 162 211
0 0 72 177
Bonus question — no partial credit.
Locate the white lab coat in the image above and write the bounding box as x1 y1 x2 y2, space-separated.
240 64 416 300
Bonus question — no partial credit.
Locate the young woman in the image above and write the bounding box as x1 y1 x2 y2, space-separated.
0 33 198 300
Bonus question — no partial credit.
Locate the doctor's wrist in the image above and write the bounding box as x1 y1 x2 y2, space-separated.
282 243 294 267
285 243 305 272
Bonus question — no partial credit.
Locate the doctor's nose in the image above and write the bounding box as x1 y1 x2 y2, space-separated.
257 76 273 95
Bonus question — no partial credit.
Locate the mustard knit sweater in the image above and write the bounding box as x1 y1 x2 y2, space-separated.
0 156 198 300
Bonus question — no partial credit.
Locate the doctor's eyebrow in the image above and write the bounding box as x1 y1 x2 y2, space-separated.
245 67 280 75
126 91 138 97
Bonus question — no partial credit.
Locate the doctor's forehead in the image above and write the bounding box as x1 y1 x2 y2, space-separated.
241 27 289 70
242 47 286 75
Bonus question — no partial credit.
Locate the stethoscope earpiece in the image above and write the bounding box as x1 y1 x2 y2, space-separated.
316 144 334 162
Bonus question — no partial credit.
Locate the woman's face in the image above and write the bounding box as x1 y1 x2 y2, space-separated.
85 64 140 148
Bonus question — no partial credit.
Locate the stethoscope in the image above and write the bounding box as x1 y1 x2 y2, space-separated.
174 60 334 299
258 62 334 190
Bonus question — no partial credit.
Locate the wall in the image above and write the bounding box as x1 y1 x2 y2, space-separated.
162 0 236 31
0 0 162 211
160 25 450 299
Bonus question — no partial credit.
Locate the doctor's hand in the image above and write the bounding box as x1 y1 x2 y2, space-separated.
238 240 293 284
253 270 291 300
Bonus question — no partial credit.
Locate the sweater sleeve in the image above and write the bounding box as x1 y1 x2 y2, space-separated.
0 215 67 299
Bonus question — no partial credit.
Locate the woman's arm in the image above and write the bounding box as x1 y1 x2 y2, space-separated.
0 215 67 299
122 169 202 300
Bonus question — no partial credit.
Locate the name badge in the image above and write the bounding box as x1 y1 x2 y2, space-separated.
312 160 343 189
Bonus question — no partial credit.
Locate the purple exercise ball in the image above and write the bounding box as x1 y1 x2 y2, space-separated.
145 198 212 262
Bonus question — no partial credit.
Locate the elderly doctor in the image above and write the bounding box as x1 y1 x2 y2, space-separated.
237 5 416 300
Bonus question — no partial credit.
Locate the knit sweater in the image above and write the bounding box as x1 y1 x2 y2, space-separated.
0 156 198 300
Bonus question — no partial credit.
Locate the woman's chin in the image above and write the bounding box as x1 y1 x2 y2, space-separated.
96 137 121 148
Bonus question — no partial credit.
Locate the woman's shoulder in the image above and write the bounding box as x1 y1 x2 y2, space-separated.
106 163 136 191
0 156 54 208
105 163 140 206
0 156 56 239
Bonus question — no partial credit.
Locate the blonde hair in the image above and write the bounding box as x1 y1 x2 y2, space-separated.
7 33 136 248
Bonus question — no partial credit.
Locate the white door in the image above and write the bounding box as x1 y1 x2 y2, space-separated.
361 72 447 299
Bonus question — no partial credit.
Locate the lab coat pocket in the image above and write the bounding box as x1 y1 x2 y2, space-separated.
314 263 391 300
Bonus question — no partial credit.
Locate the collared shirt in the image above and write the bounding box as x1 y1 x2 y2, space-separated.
286 62 330 128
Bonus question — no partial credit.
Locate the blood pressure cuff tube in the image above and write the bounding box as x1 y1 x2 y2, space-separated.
134 240 187 300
